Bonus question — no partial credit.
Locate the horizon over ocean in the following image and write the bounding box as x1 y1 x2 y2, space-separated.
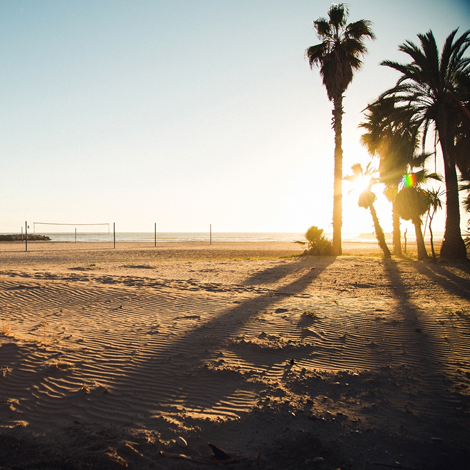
25 231 305 243
3 230 442 243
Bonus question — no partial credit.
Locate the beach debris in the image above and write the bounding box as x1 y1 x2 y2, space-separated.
176 437 188 448
160 451 211 463
208 442 231 460
160 443 252 464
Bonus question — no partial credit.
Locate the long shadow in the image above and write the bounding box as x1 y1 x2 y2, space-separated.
241 259 308 286
412 262 470 300
111 256 336 416
380 259 465 417
381 259 442 359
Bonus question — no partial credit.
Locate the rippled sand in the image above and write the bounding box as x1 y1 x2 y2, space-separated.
1 242 469 469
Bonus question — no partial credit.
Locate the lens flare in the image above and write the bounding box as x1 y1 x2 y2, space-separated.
402 173 417 187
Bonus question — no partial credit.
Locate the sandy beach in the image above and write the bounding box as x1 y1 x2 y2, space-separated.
1 241 469 469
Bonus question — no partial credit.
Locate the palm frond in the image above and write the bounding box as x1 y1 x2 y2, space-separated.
345 20 375 41
306 43 327 68
328 3 348 29
314 19 331 38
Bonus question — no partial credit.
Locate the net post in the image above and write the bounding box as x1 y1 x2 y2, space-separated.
113 223 116 248
154 223 156 247
25 221 28 252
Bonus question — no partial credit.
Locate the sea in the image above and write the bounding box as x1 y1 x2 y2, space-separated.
23 231 426 243
30 232 305 243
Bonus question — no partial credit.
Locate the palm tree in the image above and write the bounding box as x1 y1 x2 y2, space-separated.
306 4 375 255
360 97 418 256
345 163 391 258
425 188 445 261
394 169 441 260
380 29 470 260
394 185 429 260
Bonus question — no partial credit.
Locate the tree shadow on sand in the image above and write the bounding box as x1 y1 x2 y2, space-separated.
109 257 336 423
4 256 470 469
411 261 470 300
241 258 318 286
379 259 469 429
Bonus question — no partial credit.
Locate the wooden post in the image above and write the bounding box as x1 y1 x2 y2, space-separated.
210 224 212 245
25 221 28 252
154 223 156 247
113 222 116 248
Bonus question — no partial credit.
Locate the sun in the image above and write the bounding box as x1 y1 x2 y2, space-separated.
351 175 372 195
344 173 372 197
342 179 394 234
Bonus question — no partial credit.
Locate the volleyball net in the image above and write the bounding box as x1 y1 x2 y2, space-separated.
33 222 110 234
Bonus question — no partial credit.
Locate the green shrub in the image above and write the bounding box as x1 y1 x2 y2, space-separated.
304 226 336 256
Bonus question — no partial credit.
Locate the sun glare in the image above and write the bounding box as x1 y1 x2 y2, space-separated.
342 180 394 234
354 176 372 195
346 175 371 196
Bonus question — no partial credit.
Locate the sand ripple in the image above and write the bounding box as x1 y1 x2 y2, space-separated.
1 252 469 468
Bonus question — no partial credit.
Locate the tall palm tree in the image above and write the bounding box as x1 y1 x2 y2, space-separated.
306 4 375 255
455 69 470 227
345 163 391 258
380 29 470 260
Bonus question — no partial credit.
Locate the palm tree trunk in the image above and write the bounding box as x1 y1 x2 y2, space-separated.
392 203 402 256
436 117 467 260
412 217 428 260
429 217 437 263
332 95 343 255
369 204 391 258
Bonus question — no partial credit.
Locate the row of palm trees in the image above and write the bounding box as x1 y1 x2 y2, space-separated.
306 3 470 260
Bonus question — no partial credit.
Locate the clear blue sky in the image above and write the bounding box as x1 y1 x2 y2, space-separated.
1 0 469 234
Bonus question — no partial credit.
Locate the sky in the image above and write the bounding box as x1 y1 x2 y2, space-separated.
1 0 469 235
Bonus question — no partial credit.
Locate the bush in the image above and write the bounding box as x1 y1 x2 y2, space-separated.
304 226 336 256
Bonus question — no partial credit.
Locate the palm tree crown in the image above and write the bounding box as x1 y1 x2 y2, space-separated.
306 3 374 255
306 4 375 100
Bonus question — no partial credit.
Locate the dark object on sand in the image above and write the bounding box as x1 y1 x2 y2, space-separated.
208 442 231 460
